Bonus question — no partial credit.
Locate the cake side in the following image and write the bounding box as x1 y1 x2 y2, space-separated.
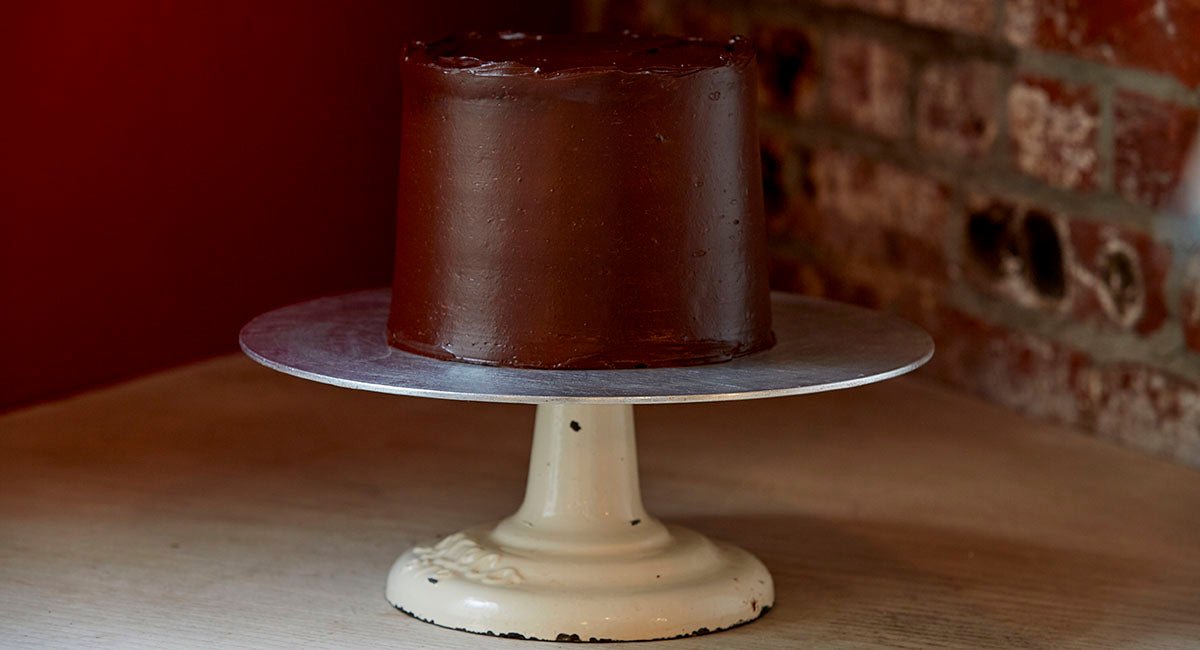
388 32 774 369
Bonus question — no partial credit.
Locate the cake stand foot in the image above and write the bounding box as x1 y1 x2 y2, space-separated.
386 402 774 642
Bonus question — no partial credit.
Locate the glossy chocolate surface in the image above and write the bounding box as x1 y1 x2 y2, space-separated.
406 31 752 75
388 32 775 369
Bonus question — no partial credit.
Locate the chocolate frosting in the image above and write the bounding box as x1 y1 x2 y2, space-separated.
406 31 753 75
388 32 775 369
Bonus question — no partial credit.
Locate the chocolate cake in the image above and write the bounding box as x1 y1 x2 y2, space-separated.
388 32 774 369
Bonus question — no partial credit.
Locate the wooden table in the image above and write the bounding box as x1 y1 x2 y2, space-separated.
2 355 1198 648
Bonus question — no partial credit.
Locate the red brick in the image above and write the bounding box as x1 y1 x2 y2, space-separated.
759 134 795 241
603 0 743 38
916 59 1001 157
805 148 950 278
768 255 804 293
767 146 948 326
1183 254 1200 353
924 306 1200 466
1007 77 1100 190
816 0 902 16
768 256 852 304
905 0 994 35
808 149 949 242
769 252 943 331
1071 363 1200 464
828 35 911 138
1114 91 1200 209
677 3 739 39
753 24 820 117
925 307 1086 422
1067 221 1171 335
601 0 678 33
1005 0 1200 87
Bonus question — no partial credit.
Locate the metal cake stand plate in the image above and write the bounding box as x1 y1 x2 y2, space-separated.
240 288 933 642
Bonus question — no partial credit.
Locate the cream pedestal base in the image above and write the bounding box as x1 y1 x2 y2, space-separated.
385 403 773 642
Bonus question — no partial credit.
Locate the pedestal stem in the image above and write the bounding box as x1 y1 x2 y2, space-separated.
388 401 774 640
492 403 670 553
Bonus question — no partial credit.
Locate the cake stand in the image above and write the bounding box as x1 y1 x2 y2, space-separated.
239 288 933 642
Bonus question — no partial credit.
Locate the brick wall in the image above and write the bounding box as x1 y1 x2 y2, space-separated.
582 0 1200 466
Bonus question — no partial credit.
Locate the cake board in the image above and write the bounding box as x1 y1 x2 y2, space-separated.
239 288 933 642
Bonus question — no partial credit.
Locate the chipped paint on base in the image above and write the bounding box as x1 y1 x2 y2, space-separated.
393 603 773 643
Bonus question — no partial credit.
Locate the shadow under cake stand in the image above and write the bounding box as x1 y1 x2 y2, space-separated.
239 289 933 642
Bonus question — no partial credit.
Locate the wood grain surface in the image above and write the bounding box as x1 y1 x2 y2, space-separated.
2 356 1198 648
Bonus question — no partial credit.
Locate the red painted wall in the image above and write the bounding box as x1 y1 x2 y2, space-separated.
1 1 569 410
